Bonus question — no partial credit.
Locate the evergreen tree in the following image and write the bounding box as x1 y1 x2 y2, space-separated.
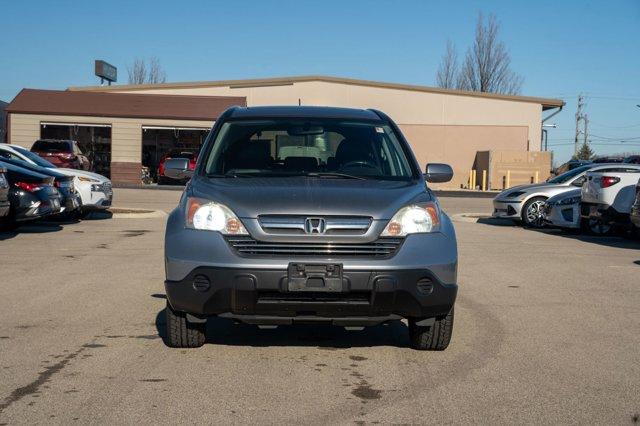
573 142 594 160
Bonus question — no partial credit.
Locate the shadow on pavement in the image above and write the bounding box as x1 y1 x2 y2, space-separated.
154 309 410 349
82 210 114 220
529 227 640 250
476 217 517 227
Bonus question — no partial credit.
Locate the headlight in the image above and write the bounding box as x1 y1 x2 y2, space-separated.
555 196 581 206
78 176 100 183
185 197 248 234
381 202 441 236
506 191 525 198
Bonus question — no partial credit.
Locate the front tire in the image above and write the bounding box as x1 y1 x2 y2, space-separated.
521 197 547 228
164 302 205 348
409 309 454 351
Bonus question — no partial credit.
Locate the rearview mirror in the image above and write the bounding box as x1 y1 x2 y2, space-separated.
163 158 194 180
424 163 453 183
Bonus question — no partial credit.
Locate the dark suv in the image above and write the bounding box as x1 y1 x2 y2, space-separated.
163 106 457 350
31 139 91 171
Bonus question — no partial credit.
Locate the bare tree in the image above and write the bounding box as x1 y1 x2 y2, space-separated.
435 40 459 89
127 58 147 84
148 57 167 84
127 57 166 84
458 14 523 94
435 14 523 95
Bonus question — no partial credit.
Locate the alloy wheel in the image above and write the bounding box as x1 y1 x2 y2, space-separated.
525 200 546 227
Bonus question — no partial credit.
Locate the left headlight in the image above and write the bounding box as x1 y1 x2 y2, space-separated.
185 197 248 235
78 176 100 183
381 202 441 236
505 191 525 198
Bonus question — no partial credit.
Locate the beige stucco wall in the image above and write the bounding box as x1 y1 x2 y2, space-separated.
9 113 213 163
115 80 543 151
399 124 529 189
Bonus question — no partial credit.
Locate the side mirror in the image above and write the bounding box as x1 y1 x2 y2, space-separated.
163 158 194 180
424 163 453 183
571 177 586 187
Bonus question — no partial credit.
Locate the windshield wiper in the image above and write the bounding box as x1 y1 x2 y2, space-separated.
305 172 367 180
207 173 238 178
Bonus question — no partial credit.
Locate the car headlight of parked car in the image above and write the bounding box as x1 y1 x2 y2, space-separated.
79 176 100 183
381 202 441 236
552 196 581 206
185 197 248 235
505 191 525 198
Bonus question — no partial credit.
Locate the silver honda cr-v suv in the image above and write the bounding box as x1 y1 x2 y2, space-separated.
163 106 457 350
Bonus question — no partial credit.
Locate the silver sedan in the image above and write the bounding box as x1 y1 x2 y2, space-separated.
493 163 626 227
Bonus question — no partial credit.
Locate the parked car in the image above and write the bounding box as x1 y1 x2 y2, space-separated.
592 156 624 164
581 165 640 230
0 160 62 229
0 166 10 220
0 156 80 215
492 163 629 227
554 159 591 176
157 148 198 185
0 143 112 214
162 106 457 350
630 178 640 236
31 139 91 171
542 189 582 230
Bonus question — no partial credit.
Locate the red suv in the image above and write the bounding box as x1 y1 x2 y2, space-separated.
31 139 91 171
157 148 198 185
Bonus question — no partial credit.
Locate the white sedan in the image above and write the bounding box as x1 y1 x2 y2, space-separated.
0 143 112 214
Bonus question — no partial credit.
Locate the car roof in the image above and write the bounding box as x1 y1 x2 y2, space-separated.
588 163 640 171
226 106 382 121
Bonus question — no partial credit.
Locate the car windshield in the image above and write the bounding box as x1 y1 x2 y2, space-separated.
204 119 414 180
13 146 56 168
547 165 592 184
32 140 70 152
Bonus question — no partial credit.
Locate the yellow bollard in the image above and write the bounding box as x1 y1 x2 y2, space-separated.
535 170 539 184
482 170 487 191
472 170 477 190
506 170 511 188
469 170 473 189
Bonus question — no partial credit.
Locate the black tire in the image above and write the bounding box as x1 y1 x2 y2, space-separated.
409 309 454 351
580 218 613 236
164 302 206 348
521 196 547 228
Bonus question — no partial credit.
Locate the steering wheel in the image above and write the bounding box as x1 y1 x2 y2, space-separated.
341 160 378 169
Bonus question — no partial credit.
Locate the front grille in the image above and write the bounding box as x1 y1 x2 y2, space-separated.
225 236 402 258
259 215 371 235
258 291 371 304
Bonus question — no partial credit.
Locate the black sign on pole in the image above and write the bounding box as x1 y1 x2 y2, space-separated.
95 60 117 85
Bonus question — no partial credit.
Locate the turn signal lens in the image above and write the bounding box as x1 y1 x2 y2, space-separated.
185 197 248 235
381 202 441 236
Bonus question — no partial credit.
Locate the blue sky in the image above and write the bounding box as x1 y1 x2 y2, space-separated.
1 0 639 163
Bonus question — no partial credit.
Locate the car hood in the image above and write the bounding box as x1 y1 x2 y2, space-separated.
189 176 429 219
54 168 110 182
496 182 570 199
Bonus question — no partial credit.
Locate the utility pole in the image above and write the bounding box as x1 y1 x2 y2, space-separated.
574 94 585 156
583 114 588 147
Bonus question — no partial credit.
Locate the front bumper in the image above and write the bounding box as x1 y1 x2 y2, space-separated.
492 199 522 219
165 266 457 324
543 202 580 229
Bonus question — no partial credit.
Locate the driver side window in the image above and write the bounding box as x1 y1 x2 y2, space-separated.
571 176 586 186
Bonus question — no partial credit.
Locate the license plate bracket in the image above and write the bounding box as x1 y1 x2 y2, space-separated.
287 263 343 292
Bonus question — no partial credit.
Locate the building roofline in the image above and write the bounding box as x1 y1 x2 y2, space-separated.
68 75 565 109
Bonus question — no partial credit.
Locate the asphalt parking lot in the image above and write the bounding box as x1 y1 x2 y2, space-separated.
0 189 638 424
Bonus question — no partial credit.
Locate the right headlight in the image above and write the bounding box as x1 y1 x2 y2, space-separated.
185 197 248 235
381 202 441 236
554 196 581 206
